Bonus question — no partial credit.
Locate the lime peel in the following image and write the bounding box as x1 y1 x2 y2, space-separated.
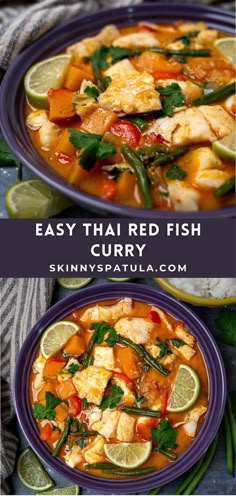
57 278 93 289
17 448 54 491
212 130 236 162
40 320 80 359
167 364 200 413
104 442 152 469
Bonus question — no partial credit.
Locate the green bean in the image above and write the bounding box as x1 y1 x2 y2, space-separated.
121 406 160 417
83 329 99 368
224 410 234 476
118 336 169 376
214 176 235 198
148 487 162 495
72 429 98 437
121 144 153 208
85 462 118 470
183 434 219 495
149 47 211 57
70 419 79 433
52 416 71 457
152 147 190 167
118 336 145 358
226 393 236 452
102 467 156 476
175 453 206 494
159 448 177 460
191 82 235 106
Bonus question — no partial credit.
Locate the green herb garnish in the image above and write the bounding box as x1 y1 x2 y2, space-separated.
166 165 187 180
68 129 116 171
152 419 177 452
155 338 173 359
33 392 62 420
99 384 124 411
84 86 99 99
68 363 80 374
157 83 185 117
169 338 186 348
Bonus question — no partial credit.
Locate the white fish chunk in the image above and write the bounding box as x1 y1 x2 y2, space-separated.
196 29 218 44
157 79 202 102
86 407 102 428
64 445 82 468
178 22 207 33
93 346 115 371
39 121 61 148
105 58 138 79
81 297 133 324
92 410 121 440
33 355 46 374
145 344 176 368
168 182 200 211
198 105 235 139
72 366 112 405
26 110 48 130
113 32 160 49
116 412 135 442
150 306 173 332
34 374 45 390
195 169 231 189
183 406 207 437
98 72 161 114
67 25 120 58
175 323 196 347
83 435 105 464
112 376 135 407
114 317 154 344
175 344 196 361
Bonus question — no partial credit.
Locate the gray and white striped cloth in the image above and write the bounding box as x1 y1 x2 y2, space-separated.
0 278 55 494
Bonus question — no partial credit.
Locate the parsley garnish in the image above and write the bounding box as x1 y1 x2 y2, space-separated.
151 419 177 452
85 45 109 70
109 46 131 64
157 83 185 117
166 165 187 180
91 321 119 346
76 438 87 448
169 338 186 348
32 392 62 420
84 86 99 99
215 309 236 347
68 129 116 171
155 338 173 359
68 363 79 374
99 384 124 410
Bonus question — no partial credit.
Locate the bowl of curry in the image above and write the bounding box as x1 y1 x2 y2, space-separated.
0 3 235 218
14 283 226 492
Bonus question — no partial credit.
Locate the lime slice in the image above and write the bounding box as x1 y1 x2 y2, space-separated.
24 54 73 108
107 278 131 282
215 37 236 67
167 364 200 413
212 130 236 162
40 321 80 359
57 278 93 289
36 486 80 495
5 179 72 219
17 448 54 491
104 442 152 469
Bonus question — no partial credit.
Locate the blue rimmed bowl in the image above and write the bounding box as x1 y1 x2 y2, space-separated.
14 282 226 493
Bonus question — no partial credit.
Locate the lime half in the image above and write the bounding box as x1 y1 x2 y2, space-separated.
167 364 200 413
107 278 132 282
104 442 152 469
213 130 236 162
17 448 54 491
57 278 93 289
36 486 80 495
24 54 73 108
5 179 72 219
40 321 80 359
215 37 236 67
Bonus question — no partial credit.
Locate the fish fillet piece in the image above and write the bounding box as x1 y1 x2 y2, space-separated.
98 72 161 114
198 105 235 139
105 58 137 79
150 306 173 332
81 297 133 324
183 406 207 437
83 435 105 464
65 445 83 468
26 110 48 130
72 366 112 405
113 32 160 49
112 376 136 406
114 317 154 344
175 323 196 347
92 410 121 440
116 412 135 442
67 25 120 58
39 121 61 148
145 344 176 368
168 182 200 211
93 346 115 371
157 79 202 102
178 22 207 33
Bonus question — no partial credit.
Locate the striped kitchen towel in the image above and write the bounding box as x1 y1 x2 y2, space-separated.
0 278 55 494
0 0 142 71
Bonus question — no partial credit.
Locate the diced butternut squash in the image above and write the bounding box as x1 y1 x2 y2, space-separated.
49 429 61 444
37 383 56 402
64 335 86 356
48 88 76 122
54 403 69 422
55 129 77 157
44 358 66 378
116 171 136 202
56 380 76 400
116 346 139 379
81 107 118 134
133 52 182 73
64 65 94 91
68 161 89 186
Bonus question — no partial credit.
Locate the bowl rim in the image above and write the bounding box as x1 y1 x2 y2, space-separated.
0 2 235 219
156 278 236 306
13 282 226 493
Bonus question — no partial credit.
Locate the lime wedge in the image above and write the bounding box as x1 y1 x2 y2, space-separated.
167 364 200 413
212 130 236 162
5 179 72 219
36 486 80 495
215 37 236 67
24 54 73 108
107 278 131 282
57 278 93 289
17 448 54 491
104 442 152 469
40 321 80 359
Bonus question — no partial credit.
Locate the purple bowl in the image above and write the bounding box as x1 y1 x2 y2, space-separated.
0 3 235 219
14 283 226 493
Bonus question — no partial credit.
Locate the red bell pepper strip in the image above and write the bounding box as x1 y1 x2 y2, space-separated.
110 120 141 148
68 395 82 417
148 310 161 324
40 422 53 441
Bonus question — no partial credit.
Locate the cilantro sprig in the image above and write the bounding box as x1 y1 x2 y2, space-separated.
68 363 80 374
84 86 99 99
68 129 116 171
157 83 185 117
152 419 177 458
99 384 124 410
166 165 187 180
169 338 186 348
91 321 119 346
32 392 62 420
155 338 173 359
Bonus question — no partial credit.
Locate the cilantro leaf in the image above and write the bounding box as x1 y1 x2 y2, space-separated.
32 392 62 420
68 129 116 171
109 46 131 64
79 141 100 169
91 321 119 346
84 86 99 99
173 31 200 47
157 83 185 117
158 83 182 96
169 338 186 348
86 45 110 70
76 438 87 448
68 129 101 149
215 309 236 347
96 142 116 161
68 363 79 374
155 338 173 359
151 419 177 452
166 165 187 180
104 76 112 88
99 384 124 410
